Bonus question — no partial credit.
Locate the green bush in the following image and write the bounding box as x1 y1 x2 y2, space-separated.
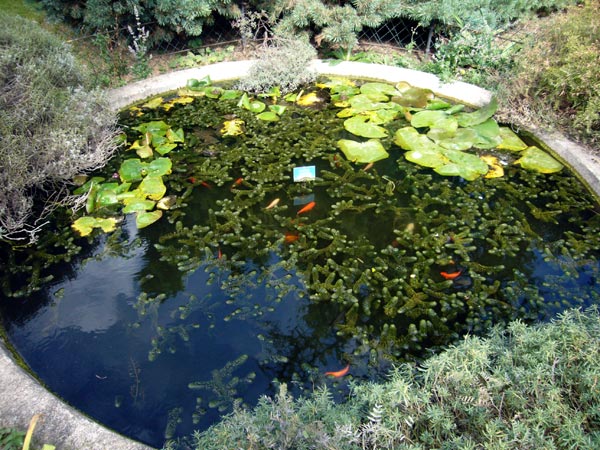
190 308 600 449
495 0 600 145
234 37 317 94
0 14 119 243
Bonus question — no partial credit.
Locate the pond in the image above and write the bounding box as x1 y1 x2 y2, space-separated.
1 77 599 448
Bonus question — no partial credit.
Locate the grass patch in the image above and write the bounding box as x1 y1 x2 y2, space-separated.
0 0 45 21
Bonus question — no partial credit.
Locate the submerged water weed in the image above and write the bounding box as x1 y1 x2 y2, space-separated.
111 78 600 363
1 77 599 445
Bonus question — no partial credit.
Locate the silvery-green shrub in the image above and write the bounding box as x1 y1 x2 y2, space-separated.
0 14 119 243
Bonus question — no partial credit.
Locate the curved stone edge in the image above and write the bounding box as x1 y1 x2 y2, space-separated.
2 59 598 450
0 343 152 450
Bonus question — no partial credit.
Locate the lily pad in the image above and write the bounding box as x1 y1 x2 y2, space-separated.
404 148 449 168
470 118 502 149
456 98 498 127
72 216 117 236
133 121 170 134
187 76 211 91
119 159 146 183
515 146 563 173
360 82 401 98
221 119 245 136
428 128 478 151
435 149 489 181
411 110 458 132
257 111 279 122
142 97 164 109
269 105 287 116
139 175 166 201
122 199 156 213
297 92 323 106
147 158 172 177
393 127 444 153
393 86 434 108
481 155 505 178
497 127 528 151
337 139 389 163
155 143 177 155
136 210 163 229
344 115 388 138
166 127 185 143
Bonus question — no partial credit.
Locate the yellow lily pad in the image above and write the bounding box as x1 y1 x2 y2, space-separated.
481 155 505 178
221 119 245 136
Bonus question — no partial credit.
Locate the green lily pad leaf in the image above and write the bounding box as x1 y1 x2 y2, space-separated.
429 128 478 151
337 139 389 163
129 139 153 159
139 175 166 201
166 127 185 143
348 94 392 113
133 121 170 134
257 111 279 122
95 184 119 208
445 104 466 115
221 119 245 136
411 110 458 132
344 115 388 138
73 177 105 195
470 118 502 149
496 127 528 151
249 100 266 113
269 104 287 116
155 143 177 155
136 210 163 229
426 99 452 110
456 97 498 127
119 159 146 183
203 86 223 98
373 109 398 124
142 97 163 109
393 127 444 153
515 146 563 173
147 157 172 177
405 148 449 168
360 82 401 98
436 149 489 180
220 89 242 100
187 76 211 91
72 216 117 236
122 199 156 213
393 85 435 108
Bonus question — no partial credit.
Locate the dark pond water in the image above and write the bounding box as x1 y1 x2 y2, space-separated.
1 80 599 448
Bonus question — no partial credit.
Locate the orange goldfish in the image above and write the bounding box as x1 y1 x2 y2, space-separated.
265 198 280 209
284 233 299 244
363 162 374 171
325 364 350 378
297 201 316 215
231 177 243 188
217 248 222 259
441 270 462 280
200 181 211 189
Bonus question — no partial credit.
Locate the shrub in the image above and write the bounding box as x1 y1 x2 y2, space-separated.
494 0 600 146
0 14 119 243
234 37 317 94
191 307 600 449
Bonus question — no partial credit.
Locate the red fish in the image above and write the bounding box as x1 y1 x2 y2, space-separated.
188 176 196 184
297 201 316 215
441 270 462 280
231 177 243 188
200 181 212 189
325 364 350 378
284 233 299 244
217 248 222 259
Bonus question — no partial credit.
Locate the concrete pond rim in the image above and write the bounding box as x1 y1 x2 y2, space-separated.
1 59 599 450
